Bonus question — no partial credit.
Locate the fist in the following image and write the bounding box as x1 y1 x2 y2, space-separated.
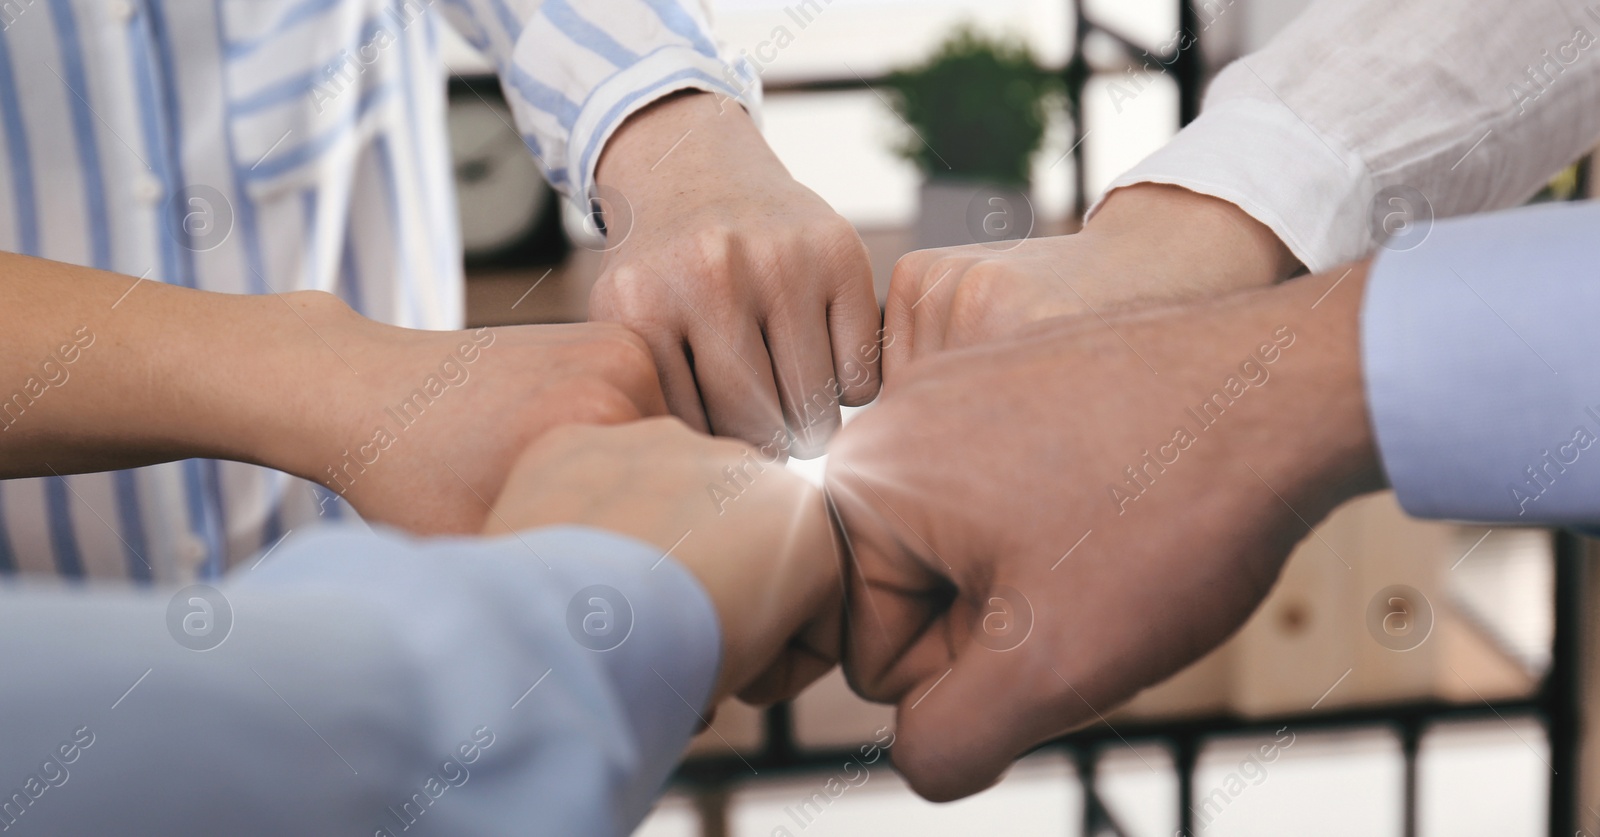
314 319 667 534
488 418 844 704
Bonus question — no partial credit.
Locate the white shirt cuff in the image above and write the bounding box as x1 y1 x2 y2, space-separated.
1087 98 1375 273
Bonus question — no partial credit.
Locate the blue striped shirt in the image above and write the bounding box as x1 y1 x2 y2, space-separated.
0 0 756 582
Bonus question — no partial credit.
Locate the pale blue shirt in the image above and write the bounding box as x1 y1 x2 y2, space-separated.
0 524 721 836
1363 199 1600 523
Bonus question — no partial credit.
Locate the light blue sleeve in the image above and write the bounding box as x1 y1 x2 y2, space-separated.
0 524 720 837
1361 199 1600 524
435 0 760 204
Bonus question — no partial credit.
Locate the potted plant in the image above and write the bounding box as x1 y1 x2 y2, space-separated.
886 26 1063 249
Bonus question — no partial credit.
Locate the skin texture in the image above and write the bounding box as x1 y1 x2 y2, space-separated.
590 92 882 458
0 253 666 535
296 313 669 534
883 183 1301 378
484 417 843 705
827 262 1386 802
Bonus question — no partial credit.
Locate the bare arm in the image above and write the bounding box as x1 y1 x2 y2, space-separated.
0 253 349 478
0 253 668 535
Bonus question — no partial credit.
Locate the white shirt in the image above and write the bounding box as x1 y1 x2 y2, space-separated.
1097 0 1600 522
0 0 756 582
1093 0 1600 272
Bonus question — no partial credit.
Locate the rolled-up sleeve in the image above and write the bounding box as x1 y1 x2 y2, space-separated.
1091 0 1600 272
0 524 720 836
1362 199 1600 524
438 0 759 204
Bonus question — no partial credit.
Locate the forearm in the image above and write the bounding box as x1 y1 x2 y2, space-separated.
1098 0 1600 271
1103 257 1386 520
1218 262 1386 514
0 253 347 479
1085 183 1301 294
596 91 783 203
1087 202 1600 527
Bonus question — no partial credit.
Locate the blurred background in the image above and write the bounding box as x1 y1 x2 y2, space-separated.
436 0 1598 834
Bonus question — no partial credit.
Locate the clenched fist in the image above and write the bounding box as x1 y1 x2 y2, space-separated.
279 297 669 535
882 184 1300 380
828 264 1381 801
589 92 882 458
487 417 844 704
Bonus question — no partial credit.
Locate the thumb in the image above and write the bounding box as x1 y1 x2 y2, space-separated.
736 592 843 706
888 584 1097 802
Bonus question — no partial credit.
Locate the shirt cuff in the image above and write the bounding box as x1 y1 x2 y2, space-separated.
1087 97 1374 273
514 40 760 209
1361 200 1600 524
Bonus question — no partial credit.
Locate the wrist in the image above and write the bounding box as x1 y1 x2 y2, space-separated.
594 92 785 218
205 292 374 484
1088 183 1300 292
1227 263 1386 515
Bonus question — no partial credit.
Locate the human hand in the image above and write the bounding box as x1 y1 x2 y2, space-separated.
883 184 1300 378
826 263 1382 801
485 417 843 704
588 92 881 458
270 302 667 535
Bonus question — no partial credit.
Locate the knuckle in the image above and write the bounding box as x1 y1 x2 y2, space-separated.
947 263 991 304
890 249 934 286
841 653 908 705
893 251 970 304
590 321 654 366
591 264 656 321
690 225 739 274
606 258 650 285
956 258 1005 292
564 379 641 426
945 263 1006 328
812 216 869 265
820 213 862 242
592 327 661 397
887 256 933 313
